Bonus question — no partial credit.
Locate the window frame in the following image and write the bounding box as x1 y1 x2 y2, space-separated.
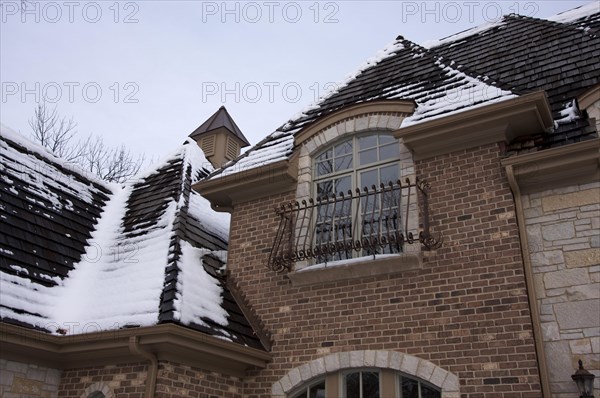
311 132 403 263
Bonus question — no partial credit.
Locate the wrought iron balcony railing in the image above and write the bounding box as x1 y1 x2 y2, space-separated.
268 178 440 272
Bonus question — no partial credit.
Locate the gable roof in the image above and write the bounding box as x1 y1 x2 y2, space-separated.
207 3 599 180
0 125 263 349
189 106 250 147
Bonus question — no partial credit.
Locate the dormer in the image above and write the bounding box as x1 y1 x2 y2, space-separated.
189 106 250 168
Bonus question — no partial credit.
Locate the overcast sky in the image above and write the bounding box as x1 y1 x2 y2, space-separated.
1 0 593 161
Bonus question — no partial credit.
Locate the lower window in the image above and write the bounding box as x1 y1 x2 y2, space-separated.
289 369 440 398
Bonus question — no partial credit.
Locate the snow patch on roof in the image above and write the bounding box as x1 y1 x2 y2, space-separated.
212 134 294 179
555 99 580 127
0 123 111 189
173 241 228 327
547 2 599 24
134 138 213 183
400 61 517 127
422 20 506 49
188 191 230 241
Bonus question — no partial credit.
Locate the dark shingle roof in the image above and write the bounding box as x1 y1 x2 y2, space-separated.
0 127 263 349
189 106 250 146
208 5 599 179
1 130 111 328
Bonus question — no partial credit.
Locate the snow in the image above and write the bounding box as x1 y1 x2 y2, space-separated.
1 133 107 209
0 123 110 188
547 2 599 24
174 241 228 327
213 134 294 179
188 191 230 241
555 100 580 126
400 60 516 127
1 127 235 336
422 20 506 49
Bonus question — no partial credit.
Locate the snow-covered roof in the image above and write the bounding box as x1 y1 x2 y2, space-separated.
547 2 599 24
207 3 599 180
0 126 263 348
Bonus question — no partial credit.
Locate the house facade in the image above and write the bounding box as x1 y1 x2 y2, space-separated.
1 3 599 398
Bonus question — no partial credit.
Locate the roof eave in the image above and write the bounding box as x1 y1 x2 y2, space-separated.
193 159 298 209
501 138 600 193
0 322 272 376
395 91 554 160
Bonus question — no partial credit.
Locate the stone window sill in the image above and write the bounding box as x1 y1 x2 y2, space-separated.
287 253 422 286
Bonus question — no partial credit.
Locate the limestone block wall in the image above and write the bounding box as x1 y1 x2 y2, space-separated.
0 359 61 398
523 181 600 397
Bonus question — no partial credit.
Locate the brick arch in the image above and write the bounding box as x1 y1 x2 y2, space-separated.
80 382 115 398
271 350 460 398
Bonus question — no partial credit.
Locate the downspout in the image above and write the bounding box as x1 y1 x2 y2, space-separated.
505 165 551 397
129 336 158 398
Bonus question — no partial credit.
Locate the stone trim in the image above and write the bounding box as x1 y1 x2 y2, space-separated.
270 350 460 398
287 253 421 286
294 100 415 146
81 382 115 398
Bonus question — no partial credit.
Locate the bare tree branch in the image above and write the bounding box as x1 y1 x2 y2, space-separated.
28 102 146 183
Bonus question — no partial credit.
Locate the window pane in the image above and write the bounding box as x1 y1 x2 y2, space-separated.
401 379 419 398
335 176 351 196
309 381 326 398
335 140 353 156
362 371 380 398
359 148 377 166
379 134 395 145
316 148 332 161
335 154 353 172
316 160 333 177
379 164 399 186
358 135 377 150
345 372 360 398
360 169 378 191
421 384 441 398
317 181 333 199
379 143 400 161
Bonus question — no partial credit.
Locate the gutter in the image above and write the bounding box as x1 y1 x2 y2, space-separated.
129 336 158 398
505 165 551 397
0 323 272 377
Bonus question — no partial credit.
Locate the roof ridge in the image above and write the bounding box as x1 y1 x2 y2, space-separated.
157 149 191 324
504 8 599 36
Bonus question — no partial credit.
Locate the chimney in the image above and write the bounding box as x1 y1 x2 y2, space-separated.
189 106 250 169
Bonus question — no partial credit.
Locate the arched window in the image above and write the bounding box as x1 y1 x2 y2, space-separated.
313 133 402 262
288 369 440 398
87 393 105 398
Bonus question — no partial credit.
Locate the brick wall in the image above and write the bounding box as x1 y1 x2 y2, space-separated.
155 361 243 398
0 359 61 398
523 182 600 397
58 362 147 397
227 143 542 396
55 361 243 398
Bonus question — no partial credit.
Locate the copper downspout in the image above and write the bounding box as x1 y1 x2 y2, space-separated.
129 336 158 398
505 165 551 397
